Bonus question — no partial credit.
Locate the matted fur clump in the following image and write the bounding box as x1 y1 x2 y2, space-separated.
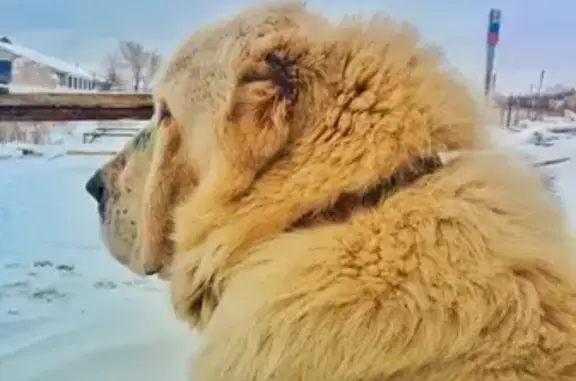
85 1 576 380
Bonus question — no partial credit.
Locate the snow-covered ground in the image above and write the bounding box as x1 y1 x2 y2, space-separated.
490 120 576 230
0 124 196 381
0 120 576 381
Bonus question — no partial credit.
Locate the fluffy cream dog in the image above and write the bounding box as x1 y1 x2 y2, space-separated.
86 2 576 380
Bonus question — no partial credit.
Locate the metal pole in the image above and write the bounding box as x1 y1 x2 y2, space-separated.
529 84 535 120
537 70 545 120
485 9 501 98
485 45 495 97
491 72 497 94
506 96 513 127
537 70 545 95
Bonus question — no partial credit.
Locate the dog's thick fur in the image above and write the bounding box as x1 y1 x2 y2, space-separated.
89 1 576 380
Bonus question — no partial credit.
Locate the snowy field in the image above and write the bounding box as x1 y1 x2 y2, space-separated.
1 119 576 381
0 123 196 381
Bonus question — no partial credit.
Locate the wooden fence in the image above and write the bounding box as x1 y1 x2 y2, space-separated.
0 92 573 166
0 92 154 122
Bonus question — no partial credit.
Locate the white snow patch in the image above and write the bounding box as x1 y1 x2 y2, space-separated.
0 124 195 381
0 120 146 160
490 122 576 230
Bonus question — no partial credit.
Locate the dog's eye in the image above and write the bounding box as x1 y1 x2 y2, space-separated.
133 101 170 151
134 128 154 150
158 101 172 122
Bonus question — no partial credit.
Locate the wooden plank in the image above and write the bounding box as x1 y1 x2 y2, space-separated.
94 127 141 132
83 131 137 143
533 157 570 168
0 92 154 122
548 127 576 134
66 150 119 156
84 132 137 138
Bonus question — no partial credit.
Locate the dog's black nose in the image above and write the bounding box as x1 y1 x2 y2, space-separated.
85 171 106 203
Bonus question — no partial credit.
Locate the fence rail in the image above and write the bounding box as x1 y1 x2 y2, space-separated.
0 93 154 122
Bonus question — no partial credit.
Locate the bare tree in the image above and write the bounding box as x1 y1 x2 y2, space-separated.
119 41 148 92
102 41 162 92
143 50 162 91
100 54 124 91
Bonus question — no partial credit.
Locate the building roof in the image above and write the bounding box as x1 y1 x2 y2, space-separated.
0 39 100 81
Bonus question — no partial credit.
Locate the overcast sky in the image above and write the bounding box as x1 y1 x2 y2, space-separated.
2 0 574 94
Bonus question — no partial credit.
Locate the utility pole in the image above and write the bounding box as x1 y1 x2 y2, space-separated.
535 70 545 120
528 84 535 120
537 70 545 95
491 72 497 95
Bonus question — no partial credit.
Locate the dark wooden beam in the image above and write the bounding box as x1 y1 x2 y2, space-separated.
533 157 570 168
0 92 154 122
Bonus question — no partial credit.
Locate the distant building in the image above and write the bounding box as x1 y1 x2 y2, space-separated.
0 37 105 92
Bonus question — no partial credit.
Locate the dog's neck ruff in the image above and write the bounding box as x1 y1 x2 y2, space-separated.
291 155 445 230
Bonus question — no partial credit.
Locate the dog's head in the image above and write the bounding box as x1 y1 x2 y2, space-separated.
86 1 326 280
86 0 480 326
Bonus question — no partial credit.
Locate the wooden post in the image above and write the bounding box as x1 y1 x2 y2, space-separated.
0 92 154 122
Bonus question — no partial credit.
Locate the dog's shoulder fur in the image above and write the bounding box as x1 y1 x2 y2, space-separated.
160 6 576 379
183 152 576 381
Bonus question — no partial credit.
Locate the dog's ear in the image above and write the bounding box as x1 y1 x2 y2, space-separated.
219 35 306 178
139 103 197 275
